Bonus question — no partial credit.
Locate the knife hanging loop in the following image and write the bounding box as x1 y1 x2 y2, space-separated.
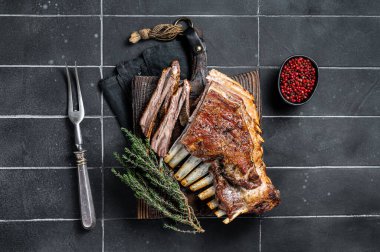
129 23 184 43
129 17 196 44
173 17 194 29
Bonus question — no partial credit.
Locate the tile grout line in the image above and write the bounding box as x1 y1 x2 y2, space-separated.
259 14 380 18
99 0 105 251
0 115 115 119
3 14 380 18
212 66 380 70
259 219 262 252
0 165 380 170
262 214 380 219
267 166 380 169
101 214 380 221
4 65 380 70
1 214 380 223
262 115 380 118
0 219 80 222
103 14 258 18
1 115 380 119
258 2 261 251
107 166 380 169
0 167 101 170
0 14 99 17
2 165 379 170
257 0 260 68
0 65 101 68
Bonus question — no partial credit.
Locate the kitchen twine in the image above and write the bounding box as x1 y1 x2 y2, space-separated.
129 23 184 43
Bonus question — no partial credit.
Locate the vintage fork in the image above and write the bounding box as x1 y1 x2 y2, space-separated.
66 63 96 230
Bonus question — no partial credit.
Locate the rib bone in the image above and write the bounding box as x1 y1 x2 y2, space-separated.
214 209 226 218
174 156 202 181
168 147 189 168
164 142 183 163
222 208 248 224
189 174 214 192
207 199 219 210
198 186 215 200
181 162 211 187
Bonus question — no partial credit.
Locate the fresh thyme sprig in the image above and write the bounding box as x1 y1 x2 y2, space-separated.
112 128 204 233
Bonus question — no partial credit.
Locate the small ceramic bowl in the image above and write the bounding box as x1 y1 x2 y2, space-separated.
278 55 319 106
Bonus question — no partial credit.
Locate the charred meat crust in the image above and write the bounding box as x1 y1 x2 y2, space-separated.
181 90 260 186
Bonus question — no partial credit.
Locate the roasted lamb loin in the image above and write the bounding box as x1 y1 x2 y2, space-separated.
164 69 280 223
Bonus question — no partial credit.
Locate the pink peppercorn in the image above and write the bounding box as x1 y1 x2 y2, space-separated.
280 57 317 104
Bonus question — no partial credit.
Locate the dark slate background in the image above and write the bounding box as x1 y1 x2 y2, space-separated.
0 0 379 251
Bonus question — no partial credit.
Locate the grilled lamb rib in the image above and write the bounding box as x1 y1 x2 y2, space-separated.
140 60 180 139
151 80 191 157
166 69 280 222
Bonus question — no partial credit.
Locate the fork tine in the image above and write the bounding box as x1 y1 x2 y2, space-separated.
66 64 74 113
74 62 85 114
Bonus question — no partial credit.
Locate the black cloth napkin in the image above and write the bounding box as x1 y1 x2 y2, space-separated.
99 40 191 130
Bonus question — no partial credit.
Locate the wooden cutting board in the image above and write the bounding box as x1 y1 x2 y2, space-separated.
131 70 261 219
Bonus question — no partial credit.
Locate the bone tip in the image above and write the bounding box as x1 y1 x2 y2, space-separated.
198 194 204 200
207 200 218 210
214 210 226 218
198 191 214 200
190 183 204 192
174 174 182 181
181 179 189 187
190 185 197 192
168 162 177 169
163 155 171 163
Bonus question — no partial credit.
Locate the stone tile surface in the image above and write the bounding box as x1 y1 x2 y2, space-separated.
0 221 102 251
1 1 380 251
103 17 258 67
265 168 380 216
0 67 101 115
104 0 257 15
260 68 380 116
0 17 100 65
261 0 380 15
0 118 102 167
0 0 100 15
261 217 380 252
104 218 260 252
263 118 380 167
260 17 380 67
0 169 102 219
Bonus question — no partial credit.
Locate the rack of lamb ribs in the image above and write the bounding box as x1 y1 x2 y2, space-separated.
140 63 280 223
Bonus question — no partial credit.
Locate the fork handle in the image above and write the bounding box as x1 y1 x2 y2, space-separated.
74 150 96 230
